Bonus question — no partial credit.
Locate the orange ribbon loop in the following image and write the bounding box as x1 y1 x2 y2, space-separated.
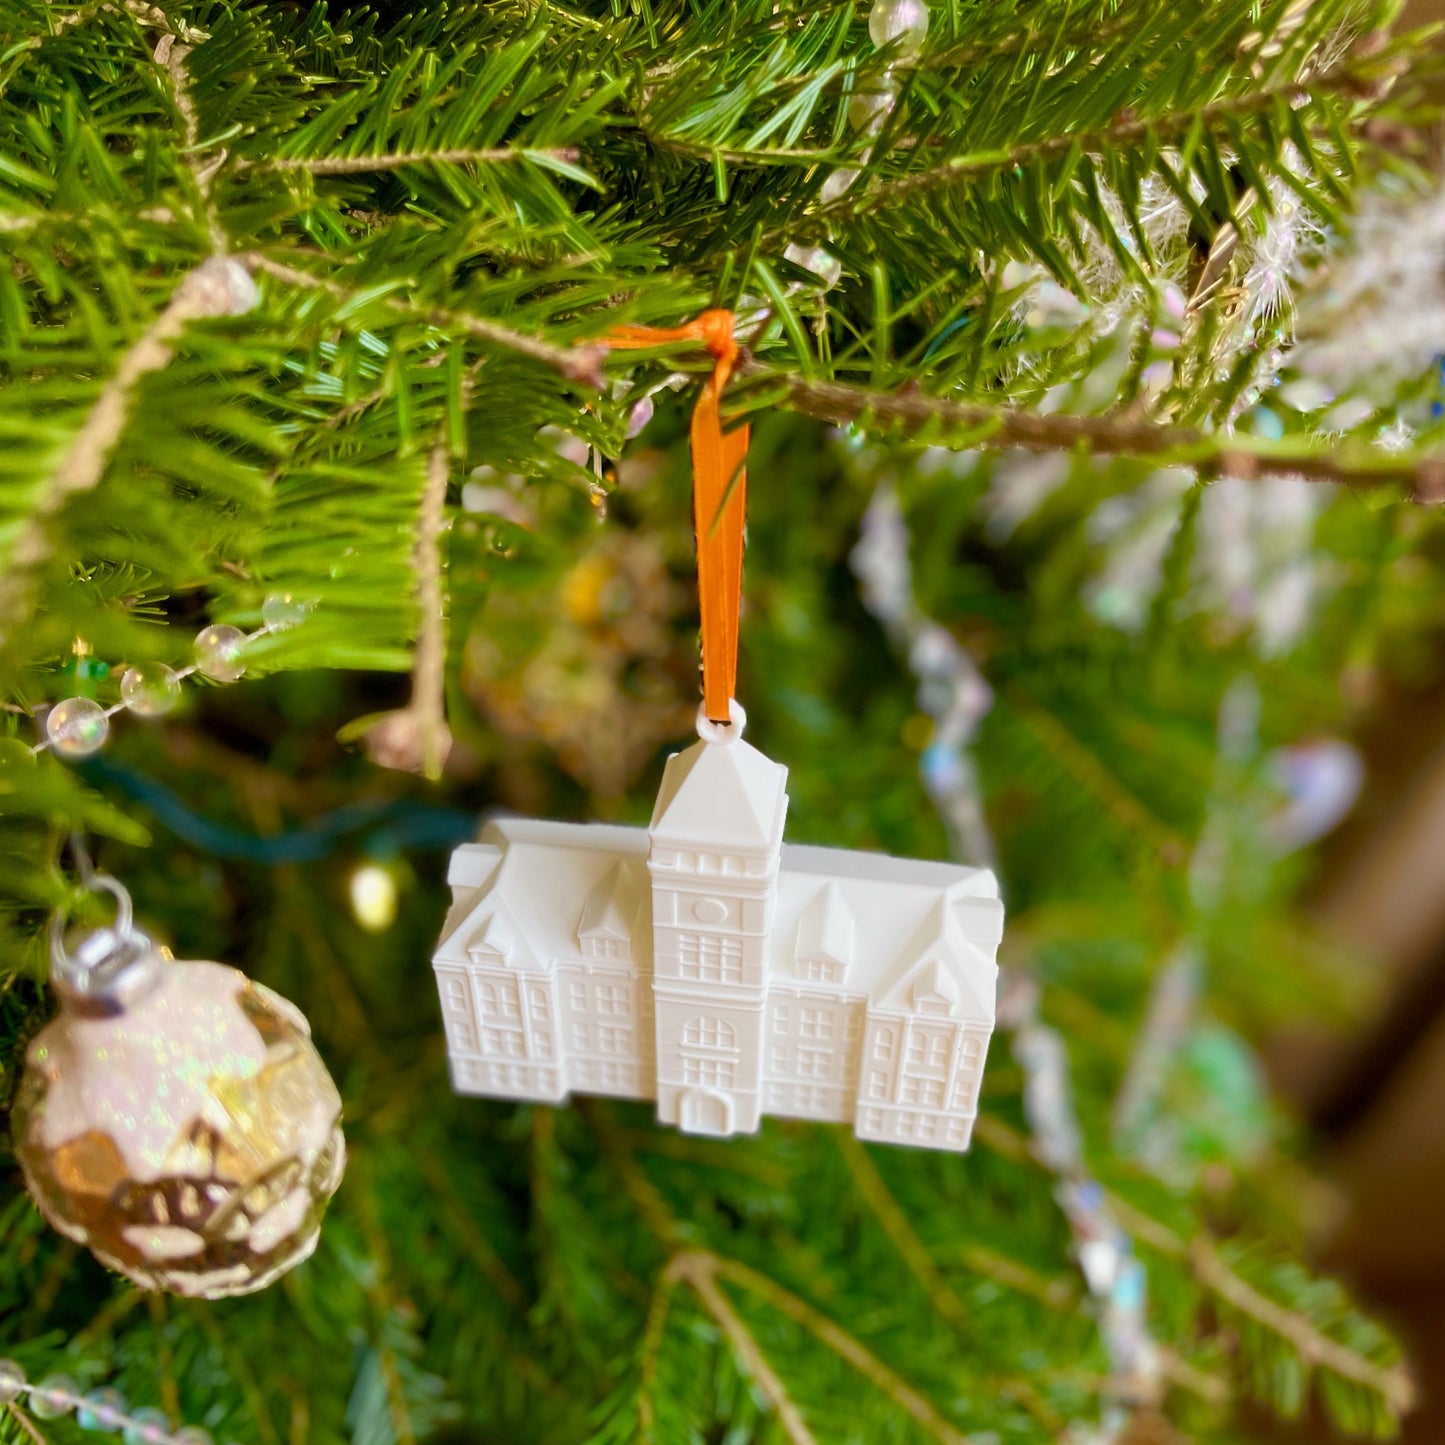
607 310 749 724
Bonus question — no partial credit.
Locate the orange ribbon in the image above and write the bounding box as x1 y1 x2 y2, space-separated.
607 310 749 724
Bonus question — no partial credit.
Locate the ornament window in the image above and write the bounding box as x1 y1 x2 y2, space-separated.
798 1008 833 1041
595 983 630 1015
682 1016 736 1051
478 981 520 1022
906 1029 951 1075
867 1070 889 1101
901 1076 946 1108
676 933 744 983
597 1025 632 1055
481 1025 526 1057
772 1003 792 1034
682 1056 735 1088
796 1047 830 1079
802 956 842 983
586 937 629 962
873 1027 896 1062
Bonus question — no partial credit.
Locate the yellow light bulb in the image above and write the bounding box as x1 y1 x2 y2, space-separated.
349 864 398 932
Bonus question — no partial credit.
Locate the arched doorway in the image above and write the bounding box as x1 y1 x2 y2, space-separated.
679 1088 732 1136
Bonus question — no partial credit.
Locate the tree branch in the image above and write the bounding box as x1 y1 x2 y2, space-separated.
744 366 1445 501
835 1132 971 1336
795 49 1396 237
1189 1238 1417 1417
244 253 609 386
972 1113 1417 1416
708 1253 974 1445
0 257 258 654
240 145 581 176
667 1253 820 1445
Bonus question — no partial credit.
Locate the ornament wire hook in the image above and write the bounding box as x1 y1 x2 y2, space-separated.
49 835 158 1012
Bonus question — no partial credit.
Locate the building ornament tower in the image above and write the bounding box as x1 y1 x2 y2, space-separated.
433 711 1003 1152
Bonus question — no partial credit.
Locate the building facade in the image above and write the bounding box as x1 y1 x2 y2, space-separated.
433 722 1002 1152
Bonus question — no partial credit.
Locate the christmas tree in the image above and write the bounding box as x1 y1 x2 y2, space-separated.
0 0 1436 1439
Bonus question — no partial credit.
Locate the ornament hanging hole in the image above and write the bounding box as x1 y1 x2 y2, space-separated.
696 699 746 743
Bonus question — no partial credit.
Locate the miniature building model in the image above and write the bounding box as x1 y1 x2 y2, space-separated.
433 719 1004 1151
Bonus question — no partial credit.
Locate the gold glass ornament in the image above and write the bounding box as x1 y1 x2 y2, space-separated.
13 875 344 1298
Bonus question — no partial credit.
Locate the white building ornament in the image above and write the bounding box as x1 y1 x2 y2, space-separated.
434 709 1003 1152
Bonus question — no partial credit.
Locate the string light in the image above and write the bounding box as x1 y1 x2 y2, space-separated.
349 862 399 932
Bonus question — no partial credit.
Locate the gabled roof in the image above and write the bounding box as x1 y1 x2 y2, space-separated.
769 843 1000 1018
465 896 536 970
649 736 788 851
435 817 653 975
579 861 643 943
874 899 993 1021
795 882 854 974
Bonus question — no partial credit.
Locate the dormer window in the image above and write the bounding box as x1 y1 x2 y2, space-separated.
578 862 641 962
795 883 854 984
584 936 629 963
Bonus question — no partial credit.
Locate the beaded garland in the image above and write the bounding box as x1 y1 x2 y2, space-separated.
33 594 310 760
0 1358 216 1445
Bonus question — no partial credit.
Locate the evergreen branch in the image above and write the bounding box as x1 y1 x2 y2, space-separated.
973 1115 1416 1416
240 146 581 175
150 25 227 248
358 1209 420 1445
1186 1238 1416 1416
0 257 255 655
393 440 453 780
774 44 1397 247
5 1404 48 1445
1156 1347 1231 1406
1004 693 1190 862
835 1133 971 1335
668 1254 819 1445
636 1275 681 1445
413 1150 530 1313
709 1255 973 1445
244 254 609 386
745 367 1445 500
439 307 609 388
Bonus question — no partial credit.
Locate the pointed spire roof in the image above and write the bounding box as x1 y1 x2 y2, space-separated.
650 735 788 851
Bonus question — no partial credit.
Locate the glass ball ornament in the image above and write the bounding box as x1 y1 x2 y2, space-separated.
194 624 248 682
13 915 345 1299
45 697 110 758
120 662 181 718
869 0 929 56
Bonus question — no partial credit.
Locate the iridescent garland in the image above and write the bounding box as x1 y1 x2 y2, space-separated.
0 1359 218 1445
27 594 309 760
849 480 1164 1440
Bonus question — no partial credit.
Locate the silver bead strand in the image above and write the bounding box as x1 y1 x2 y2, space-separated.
783 0 927 291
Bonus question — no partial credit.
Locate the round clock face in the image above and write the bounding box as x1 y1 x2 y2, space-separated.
692 898 729 924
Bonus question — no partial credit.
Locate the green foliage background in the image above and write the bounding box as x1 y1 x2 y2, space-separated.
1 0 1442 1440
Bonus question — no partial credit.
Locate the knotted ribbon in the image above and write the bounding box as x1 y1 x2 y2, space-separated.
607 310 749 724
